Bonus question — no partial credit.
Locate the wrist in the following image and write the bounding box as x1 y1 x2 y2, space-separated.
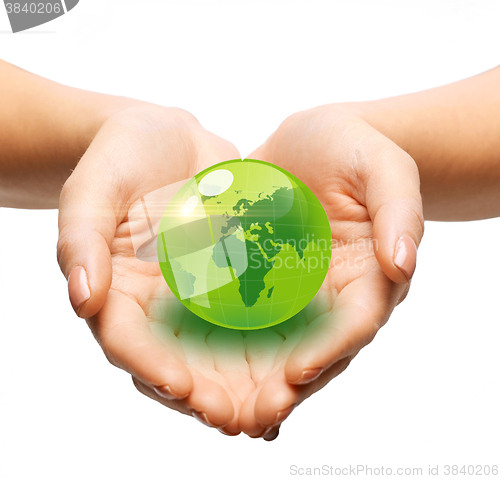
59 88 142 167
0 66 141 208
338 97 500 221
340 100 415 154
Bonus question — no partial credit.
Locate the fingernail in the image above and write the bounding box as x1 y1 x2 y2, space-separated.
275 404 295 424
393 236 417 282
68 266 90 317
294 367 323 385
262 404 295 429
217 427 239 437
193 411 215 428
153 385 188 401
263 426 280 441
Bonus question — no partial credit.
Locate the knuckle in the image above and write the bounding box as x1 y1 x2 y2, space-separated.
401 198 425 240
132 376 145 394
103 350 119 368
364 320 381 348
86 320 122 369
59 174 77 206
56 226 73 272
397 283 411 305
90 331 121 369
338 355 354 374
98 334 121 367
100 337 127 371
279 109 315 132
167 107 199 125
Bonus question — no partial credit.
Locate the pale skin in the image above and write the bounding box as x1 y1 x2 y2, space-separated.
1 59 499 440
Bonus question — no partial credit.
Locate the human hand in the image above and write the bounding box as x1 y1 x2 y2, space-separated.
235 104 424 438
57 104 242 427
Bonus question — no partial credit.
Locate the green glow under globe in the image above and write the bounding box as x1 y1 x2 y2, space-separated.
157 159 332 330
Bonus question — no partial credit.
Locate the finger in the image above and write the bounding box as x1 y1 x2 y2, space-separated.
195 129 241 171
253 356 354 432
133 372 234 429
245 329 285 385
263 426 280 441
246 128 280 162
239 385 267 438
57 149 124 319
205 328 254 435
215 386 243 436
363 135 424 284
246 143 268 162
186 369 235 428
176 321 245 433
284 270 400 385
90 289 193 399
253 369 297 429
132 377 191 416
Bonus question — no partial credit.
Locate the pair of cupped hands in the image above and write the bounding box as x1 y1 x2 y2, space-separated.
57 102 424 440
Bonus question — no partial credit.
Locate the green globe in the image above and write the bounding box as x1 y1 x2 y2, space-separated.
157 159 332 330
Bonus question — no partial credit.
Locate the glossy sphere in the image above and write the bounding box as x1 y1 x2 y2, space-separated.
157 159 332 330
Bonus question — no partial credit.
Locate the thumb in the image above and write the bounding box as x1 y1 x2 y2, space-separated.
57 162 120 319
364 140 424 284
246 131 276 162
247 145 266 161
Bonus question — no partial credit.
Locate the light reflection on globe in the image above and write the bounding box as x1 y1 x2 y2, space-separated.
157 159 332 330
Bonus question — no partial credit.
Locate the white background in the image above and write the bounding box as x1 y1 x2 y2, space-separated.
1 1 499 478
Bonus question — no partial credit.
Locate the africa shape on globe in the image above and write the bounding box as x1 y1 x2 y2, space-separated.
157 159 332 330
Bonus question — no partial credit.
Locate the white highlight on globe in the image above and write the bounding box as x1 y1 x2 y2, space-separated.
183 195 198 215
198 169 234 196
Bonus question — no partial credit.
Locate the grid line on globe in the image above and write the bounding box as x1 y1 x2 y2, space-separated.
157 159 333 330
